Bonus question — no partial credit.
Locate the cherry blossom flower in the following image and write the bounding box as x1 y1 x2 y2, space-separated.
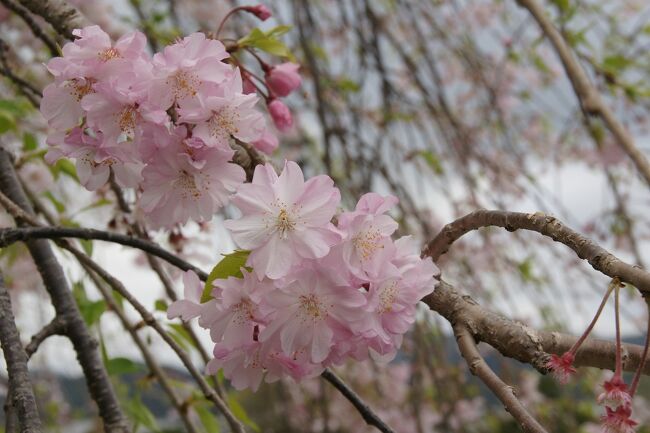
148 32 232 111
252 129 279 154
40 78 93 130
225 161 341 279
265 62 301 97
179 72 265 148
139 137 245 229
259 267 366 363
167 270 209 321
207 269 274 346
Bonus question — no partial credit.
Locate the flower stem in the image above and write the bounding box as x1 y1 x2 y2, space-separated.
629 296 650 396
569 278 618 354
216 7 244 38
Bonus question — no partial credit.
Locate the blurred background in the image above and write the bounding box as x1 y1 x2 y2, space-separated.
0 0 649 431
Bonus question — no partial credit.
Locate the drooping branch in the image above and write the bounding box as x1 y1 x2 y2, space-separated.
0 147 129 433
453 324 549 433
0 273 43 433
321 369 396 433
60 242 246 433
423 210 650 295
515 0 650 186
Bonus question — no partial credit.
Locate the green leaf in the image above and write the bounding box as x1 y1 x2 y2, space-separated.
49 159 79 182
42 191 66 214
602 55 632 73
80 238 93 256
125 394 160 433
167 323 194 351
0 111 15 134
106 357 143 376
265 25 292 38
196 404 221 433
238 27 294 59
202 250 251 302
227 396 259 432
154 299 168 312
22 132 38 151
73 282 106 326
418 151 444 175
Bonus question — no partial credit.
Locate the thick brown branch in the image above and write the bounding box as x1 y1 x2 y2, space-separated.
423 210 650 295
516 0 650 186
453 324 548 433
0 0 59 56
0 273 43 433
426 280 650 375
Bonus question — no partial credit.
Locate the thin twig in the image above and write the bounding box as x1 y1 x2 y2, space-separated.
24 316 66 358
516 0 650 186
321 369 396 433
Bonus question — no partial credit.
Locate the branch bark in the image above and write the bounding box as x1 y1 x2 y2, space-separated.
453 324 549 433
0 147 129 433
0 273 43 433
515 0 650 186
423 210 650 295
16 0 87 40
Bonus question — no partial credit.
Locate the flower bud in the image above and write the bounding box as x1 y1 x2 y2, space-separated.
267 99 292 132
243 5 272 21
265 63 301 97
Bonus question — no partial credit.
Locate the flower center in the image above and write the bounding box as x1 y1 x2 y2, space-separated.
232 299 256 325
275 208 296 239
378 281 398 313
298 294 328 322
168 70 199 100
116 106 137 136
208 108 240 142
352 226 383 261
67 78 95 102
176 169 202 199
98 47 121 62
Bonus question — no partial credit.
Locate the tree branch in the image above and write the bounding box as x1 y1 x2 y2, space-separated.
515 0 650 186
426 280 650 375
423 210 650 295
0 273 43 433
0 225 208 280
16 0 87 40
0 147 129 433
0 0 59 56
453 324 549 433
24 316 66 358
321 369 396 433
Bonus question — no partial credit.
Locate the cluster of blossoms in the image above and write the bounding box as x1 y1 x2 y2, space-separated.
546 280 643 432
40 20 299 229
168 161 439 390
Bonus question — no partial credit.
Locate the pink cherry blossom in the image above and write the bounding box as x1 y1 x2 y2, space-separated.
259 267 366 363
148 32 232 110
267 99 293 131
139 136 245 229
40 78 94 130
265 62 301 97
207 269 274 346
178 72 265 147
167 270 207 321
252 129 279 154
45 127 142 190
224 161 341 279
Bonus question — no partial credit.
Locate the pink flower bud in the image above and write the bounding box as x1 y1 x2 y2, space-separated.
242 73 257 95
252 130 279 154
265 63 301 97
267 99 292 132
243 5 272 21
